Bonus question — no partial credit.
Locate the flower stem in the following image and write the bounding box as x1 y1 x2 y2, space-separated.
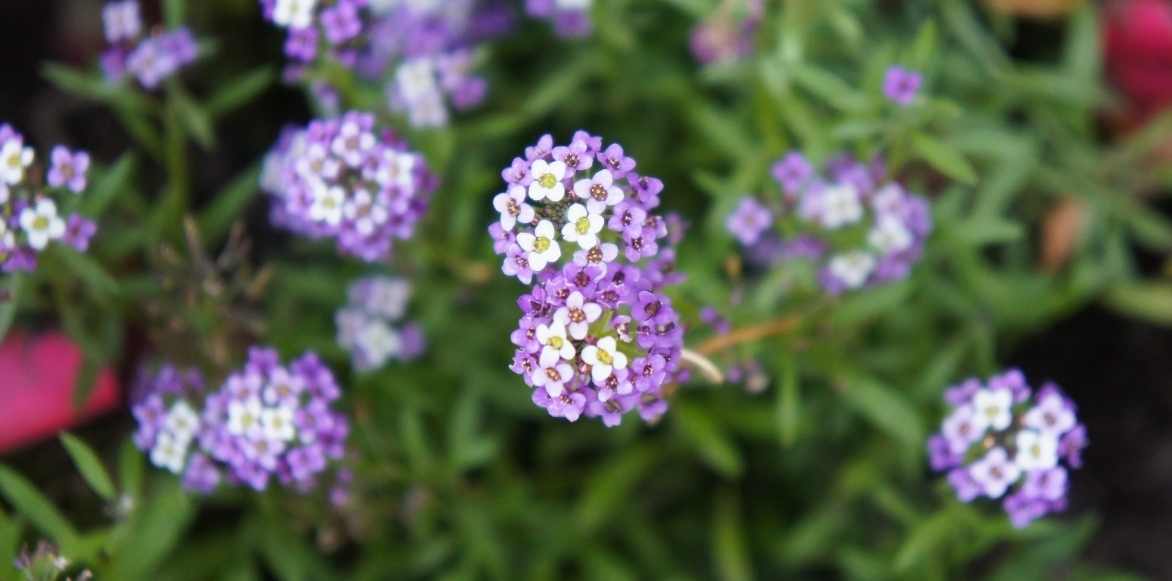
693 314 802 356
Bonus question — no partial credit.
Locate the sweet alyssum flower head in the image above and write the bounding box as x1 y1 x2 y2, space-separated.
0 124 98 275
690 0 763 65
927 370 1088 528
131 365 220 492
336 275 426 371
492 131 671 285
101 1 199 89
262 111 435 262
727 152 932 294
526 0 593 38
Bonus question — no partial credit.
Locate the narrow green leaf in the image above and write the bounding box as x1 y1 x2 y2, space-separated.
59 433 117 501
1104 283 1172 325
206 67 276 118
53 246 120 298
172 87 215 149
713 491 753 581
777 354 800 447
837 374 924 449
894 511 954 572
83 154 136 217
198 164 261 243
108 479 195 579
0 465 80 550
674 400 743 478
118 438 145 501
911 134 977 185
575 444 656 535
164 0 185 27
0 275 20 344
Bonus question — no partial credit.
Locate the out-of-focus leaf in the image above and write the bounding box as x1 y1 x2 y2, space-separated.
118 438 145 501
713 491 753 581
674 400 743 478
108 479 195 580
911 134 977 184
83 153 137 217
206 67 276 118
1104 283 1172 325
0 275 20 344
172 87 215 149
53 247 120 299
837 374 924 449
894 510 954 572
575 444 656 535
60 433 117 501
0 465 80 551
198 163 261 243
777 354 800 447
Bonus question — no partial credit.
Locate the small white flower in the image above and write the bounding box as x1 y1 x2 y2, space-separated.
868 215 913 254
309 182 346 226
296 143 341 181
554 291 603 340
19 199 66 250
261 406 297 442
969 447 1021 498
572 169 624 213
343 189 390 236
356 320 401 369
492 185 535 231
972 388 1013 431
527 159 568 202
532 361 573 397
227 398 265 438
1015 430 1059 471
103 0 141 43
818 184 863 229
941 403 987 453
561 203 604 249
150 433 189 474
828 251 875 289
273 0 318 29
516 220 562 271
262 368 305 407
536 320 575 367
573 242 619 266
0 219 15 251
870 184 906 215
372 150 417 190
163 401 200 442
331 121 376 168
0 139 35 186
1023 392 1077 436
582 336 629 384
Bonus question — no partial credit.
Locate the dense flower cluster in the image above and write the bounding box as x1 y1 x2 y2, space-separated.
260 0 371 71
690 0 763 65
262 111 435 261
337 275 426 371
727 152 932 294
101 0 199 89
490 131 671 284
0 125 97 274
928 370 1088 528
883 66 923 107
131 349 350 494
525 0 593 38
493 132 686 426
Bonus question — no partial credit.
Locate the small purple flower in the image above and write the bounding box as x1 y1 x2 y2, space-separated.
321 1 363 45
883 66 922 106
771 152 812 196
336 275 426 372
726 197 772 246
63 215 97 252
598 143 636 178
47 146 90 193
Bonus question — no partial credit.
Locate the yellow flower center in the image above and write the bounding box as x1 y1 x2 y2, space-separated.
575 217 591 235
33 216 48 230
539 173 558 189
548 336 564 349
534 236 551 252
596 349 613 366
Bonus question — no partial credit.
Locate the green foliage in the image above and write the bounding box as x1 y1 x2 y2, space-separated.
2 0 1170 580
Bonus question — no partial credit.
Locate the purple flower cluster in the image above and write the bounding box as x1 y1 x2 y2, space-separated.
260 0 370 71
928 370 1089 528
490 132 671 284
131 349 351 495
0 125 97 274
262 111 435 262
101 1 198 89
727 152 932 294
494 132 686 426
526 0 592 38
510 262 685 426
365 1 511 128
883 66 923 107
690 0 763 65
336 275 426 371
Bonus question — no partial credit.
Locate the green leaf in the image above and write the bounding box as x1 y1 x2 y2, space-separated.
118 438 145 501
108 479 195 580
0 465 80 550
790 64 868 113
0 275 20 344
83 153 137 217
164 0 185 27
712 491 753 581
837 374 924 449
1104 283 1172 325
777 354 800 447
575 444 657 535
206 67 276 118
59 433 117 501
674 400 743 478
172 87 215 149
53 246 120 299
911 134 977 185
894 510 954 572
198 163 261 243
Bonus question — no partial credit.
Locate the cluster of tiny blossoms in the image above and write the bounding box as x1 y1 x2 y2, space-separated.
525 0 593 38
336 275 426 372
727 152 932 294
493 132 687 426
101 1 199 89
0 125 97 274
132 349 350 495
262 111 435 262
261 0 370 72
928 370 1088 528
690 0 763 65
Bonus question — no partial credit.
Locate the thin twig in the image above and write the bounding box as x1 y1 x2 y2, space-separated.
681 349 725 384
693 314 802 356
